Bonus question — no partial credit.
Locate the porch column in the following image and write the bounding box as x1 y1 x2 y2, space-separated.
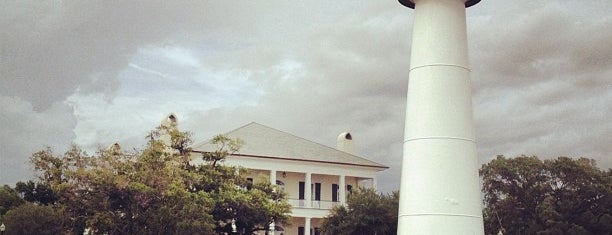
339 175 346 205
305 217 311 235
372 176 377 190
270 170 277 185
305 172 312 208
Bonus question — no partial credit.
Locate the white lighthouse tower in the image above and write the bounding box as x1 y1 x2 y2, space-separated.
397 0 484 234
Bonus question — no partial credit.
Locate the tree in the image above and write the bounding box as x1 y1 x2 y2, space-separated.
2 203 64 235
320 188 399 235
0 185 24 216
193 134 291 234
26 124 290 234
30 129 214 234
480 155 611 235
14 180 57 205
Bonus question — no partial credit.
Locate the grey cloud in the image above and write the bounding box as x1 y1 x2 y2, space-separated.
470 2 612 90
0 96 76 183
0 1 265 110
180 1 610 194
1 0 610 192
467 1 611 171
0 0 267 185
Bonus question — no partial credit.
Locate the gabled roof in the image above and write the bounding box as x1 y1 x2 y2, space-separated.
192 122 388 169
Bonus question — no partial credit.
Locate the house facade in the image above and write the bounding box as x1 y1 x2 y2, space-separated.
190 122 388 235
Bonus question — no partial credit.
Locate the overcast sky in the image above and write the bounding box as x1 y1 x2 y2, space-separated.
1 0 610 193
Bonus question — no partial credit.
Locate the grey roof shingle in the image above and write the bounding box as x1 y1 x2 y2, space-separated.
192 122 387 169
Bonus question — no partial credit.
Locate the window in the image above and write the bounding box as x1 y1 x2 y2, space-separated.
246 178 253 190
332 184 339 202
313 183 321 201
276 180 285 190
297 227 315 235
299 182 305 200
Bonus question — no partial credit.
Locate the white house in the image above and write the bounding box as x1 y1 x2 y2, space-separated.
190 122 388 235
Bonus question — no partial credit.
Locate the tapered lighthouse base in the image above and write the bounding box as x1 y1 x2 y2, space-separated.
398 139 483 234
398 0 484 234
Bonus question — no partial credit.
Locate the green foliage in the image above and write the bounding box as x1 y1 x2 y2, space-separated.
201 134 244 166
2 203 64 235
481 155 611 235
22 124 290 235
195 134 290 234
0 185 24 216
14 181 57 205
320 188 399 235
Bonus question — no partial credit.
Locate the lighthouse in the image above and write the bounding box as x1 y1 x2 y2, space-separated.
397 0 484 234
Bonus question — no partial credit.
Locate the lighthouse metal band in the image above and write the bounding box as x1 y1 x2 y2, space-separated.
397 0 484 234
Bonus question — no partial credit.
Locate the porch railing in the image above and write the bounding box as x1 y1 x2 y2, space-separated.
287 199 340 210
